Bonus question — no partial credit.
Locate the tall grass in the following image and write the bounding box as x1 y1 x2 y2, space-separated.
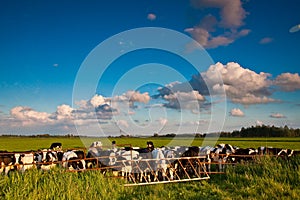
1 156 299 199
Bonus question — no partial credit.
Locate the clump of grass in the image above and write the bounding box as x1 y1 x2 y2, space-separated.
0 168 128 200
221 156 300 199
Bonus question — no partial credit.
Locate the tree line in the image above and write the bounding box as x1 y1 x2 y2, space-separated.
216 125 300 137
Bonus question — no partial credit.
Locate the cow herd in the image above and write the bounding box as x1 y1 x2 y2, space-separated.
0 141 299 183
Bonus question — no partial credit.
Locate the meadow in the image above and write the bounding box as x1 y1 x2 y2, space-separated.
0 136 299 151
0 156 299 199
0 136 300 199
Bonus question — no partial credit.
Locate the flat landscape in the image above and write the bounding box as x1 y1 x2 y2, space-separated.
0 136 299 199
1 1 300 199
0 136 299 151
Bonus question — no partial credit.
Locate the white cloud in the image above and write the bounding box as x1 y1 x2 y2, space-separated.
270 113 286 118
231 94 277 105
165 81 182 89
203 62 275 105
10 106 52 124
75 100 89 109
164 90 205 102
90 94 108 107
274 73 300 91
230 108 244 117
126 91 150 104
113 91 150 104
56 104 74 120
163 90 205 110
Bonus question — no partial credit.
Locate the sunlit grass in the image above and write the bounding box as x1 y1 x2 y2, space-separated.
0 136 299 151
1 156 299 199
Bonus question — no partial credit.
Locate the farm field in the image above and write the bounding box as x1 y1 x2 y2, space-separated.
0 136 300 199
1 156 299 200
0 136 299 151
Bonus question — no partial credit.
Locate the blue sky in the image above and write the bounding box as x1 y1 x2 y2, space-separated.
0 0 300 136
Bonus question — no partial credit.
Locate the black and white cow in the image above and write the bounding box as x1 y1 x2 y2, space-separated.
258 147 290 157
49 142 62 151
176 146 200 177
229 147 258 163
62 150 86 171
33 149 63 171
15 152 35 172
210 144 236 172
86 146 117 170
199 146 215 172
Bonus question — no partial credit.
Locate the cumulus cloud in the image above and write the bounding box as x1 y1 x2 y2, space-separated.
163 90 205 110
259 37 273 44
147 13 156 21
56 104 73 117
113 91 150 106
202 62 276 105
230 108 244 117
159 61 300 106
186 0 250 49
270 113 286 118
274 73 300 91
90 94 108 107
159 62 300 106
10 106 52 124
126 91 150 104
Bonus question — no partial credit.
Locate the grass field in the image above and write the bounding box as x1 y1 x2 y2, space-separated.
0 136 299 199
0 136 299 151
0 156 299 199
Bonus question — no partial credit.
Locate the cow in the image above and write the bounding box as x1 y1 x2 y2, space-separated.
34 149 64 171
229 148 258 163
90 141 103 149
199 146 214 172
162 148 178 180
15 152 35 172
86 146 117 169
117 148 140 179
176 146 200 178
0 151 16 175
258 147 290 158
210 144 236 172
62 150 86 171
49 142 62 150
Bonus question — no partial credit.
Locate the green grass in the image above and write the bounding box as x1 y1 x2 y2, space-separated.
0 136 299 151
1 156 299 199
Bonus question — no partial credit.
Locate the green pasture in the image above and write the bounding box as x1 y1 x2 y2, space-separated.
0 136 299 151
1 156 300 199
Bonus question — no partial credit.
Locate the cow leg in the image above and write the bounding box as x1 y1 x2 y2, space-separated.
0 162 4 174
218 159 222 172
5 165 14 175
